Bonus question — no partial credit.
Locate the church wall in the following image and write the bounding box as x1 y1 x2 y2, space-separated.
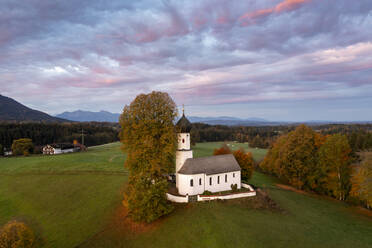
204 171 241 193
178 173 205 196
178 171 241 196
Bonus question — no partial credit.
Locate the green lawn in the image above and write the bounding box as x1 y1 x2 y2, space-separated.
0 142 371 248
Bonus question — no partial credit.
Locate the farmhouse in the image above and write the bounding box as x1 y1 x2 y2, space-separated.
42 144 77 155
175 111 241 196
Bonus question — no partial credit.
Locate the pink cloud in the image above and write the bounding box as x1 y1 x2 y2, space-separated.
239 0 311 26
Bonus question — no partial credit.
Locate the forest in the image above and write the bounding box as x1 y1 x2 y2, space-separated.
1 122 372 153
0 122 120 149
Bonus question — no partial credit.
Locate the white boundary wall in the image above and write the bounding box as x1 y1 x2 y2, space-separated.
241 183 254 191
166 184 256 203
197 191 256 201
166 193 188 203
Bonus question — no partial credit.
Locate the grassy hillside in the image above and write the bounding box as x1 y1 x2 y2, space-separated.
0 142 371 248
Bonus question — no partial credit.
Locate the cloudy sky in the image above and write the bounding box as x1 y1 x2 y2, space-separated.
1 0 372 121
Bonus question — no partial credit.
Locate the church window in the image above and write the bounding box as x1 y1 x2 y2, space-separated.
217 176 220 184
209 177 212 185
199 178 202 185
225 174 227 182
190 179 193 187
233 173 235 178
182 139 185 143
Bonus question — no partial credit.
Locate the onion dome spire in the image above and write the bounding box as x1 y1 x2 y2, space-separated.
176 105 192 133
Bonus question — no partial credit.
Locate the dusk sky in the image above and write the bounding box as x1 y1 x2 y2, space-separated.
1 0 372 121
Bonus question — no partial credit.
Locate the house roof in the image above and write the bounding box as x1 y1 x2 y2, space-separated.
178 154 241 175
176 113 192 133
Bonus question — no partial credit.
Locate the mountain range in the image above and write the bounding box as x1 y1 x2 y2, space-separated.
55 110 272 125
1 94 371 125
0 94 67 122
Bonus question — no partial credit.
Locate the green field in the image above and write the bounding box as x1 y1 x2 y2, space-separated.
0 142 371 248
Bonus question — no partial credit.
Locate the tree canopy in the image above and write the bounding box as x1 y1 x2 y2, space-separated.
261 124 325 190
119 91 177 223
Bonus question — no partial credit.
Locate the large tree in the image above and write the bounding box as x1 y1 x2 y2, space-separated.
119 91 177 223
318 134 352 200
260 124 325 190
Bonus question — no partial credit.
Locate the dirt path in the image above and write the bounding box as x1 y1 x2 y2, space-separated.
275 184 310 195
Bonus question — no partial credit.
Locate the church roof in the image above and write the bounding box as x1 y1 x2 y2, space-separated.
178 154 241 175
176 113 192 133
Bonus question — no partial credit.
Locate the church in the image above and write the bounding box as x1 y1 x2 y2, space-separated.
174 110 241 196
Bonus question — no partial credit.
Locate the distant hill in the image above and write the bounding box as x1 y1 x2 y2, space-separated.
0 95 68 122
56 110 120 122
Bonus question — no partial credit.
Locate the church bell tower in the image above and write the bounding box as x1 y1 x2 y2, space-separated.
175 106 193 188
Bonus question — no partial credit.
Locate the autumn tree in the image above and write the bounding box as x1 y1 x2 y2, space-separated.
213 144 232 155
260 125 325 190
233 148 254 181
11 139 34 156
0 221 35 248
350 152 372 208
318 134 352 200
119 91 177 223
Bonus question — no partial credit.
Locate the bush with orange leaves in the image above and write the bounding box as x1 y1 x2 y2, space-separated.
0 220 35 248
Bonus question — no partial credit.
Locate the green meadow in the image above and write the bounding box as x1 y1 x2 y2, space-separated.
0 142 371 248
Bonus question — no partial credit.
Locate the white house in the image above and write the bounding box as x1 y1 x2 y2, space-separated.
175 111 241 196
43 144 76 155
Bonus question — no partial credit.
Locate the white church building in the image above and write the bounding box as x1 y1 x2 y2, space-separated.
175 111 241 196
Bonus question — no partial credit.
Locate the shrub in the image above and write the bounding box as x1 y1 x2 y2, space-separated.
202 190 213 195
231 184 238 192
11 139 34 156
0 220 35 248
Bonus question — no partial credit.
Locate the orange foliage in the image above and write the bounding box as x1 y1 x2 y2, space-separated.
213 144 232 155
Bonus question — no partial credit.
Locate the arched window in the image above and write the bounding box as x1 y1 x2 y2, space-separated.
225 174 227 182
209 177 212 185
233 173 235 178
190 179 193 187
182 139 185 143
199 178 202 185
217 176 220 184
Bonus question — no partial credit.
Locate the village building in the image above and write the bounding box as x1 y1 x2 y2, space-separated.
175 111 241 196
42 144 77 155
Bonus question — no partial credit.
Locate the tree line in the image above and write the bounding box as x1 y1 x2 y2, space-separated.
0 122 120 150
190 122 372 151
